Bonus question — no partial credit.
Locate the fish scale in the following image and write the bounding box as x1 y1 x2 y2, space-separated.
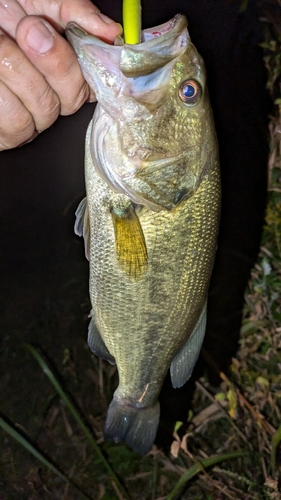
66 13 220 454
86 126 219 420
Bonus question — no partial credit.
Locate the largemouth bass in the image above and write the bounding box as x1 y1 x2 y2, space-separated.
66 14 220 454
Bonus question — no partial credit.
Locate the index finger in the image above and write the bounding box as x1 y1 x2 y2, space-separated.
18 0 122 43
0 1 26 38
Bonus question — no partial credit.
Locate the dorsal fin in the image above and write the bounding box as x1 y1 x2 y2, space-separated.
111 204 148 279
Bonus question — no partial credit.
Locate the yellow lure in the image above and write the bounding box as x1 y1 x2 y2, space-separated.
122 0 141 44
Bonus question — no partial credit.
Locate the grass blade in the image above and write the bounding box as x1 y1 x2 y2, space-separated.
0 414 92 500
166 451 246 500
25 343 130 500
271 423 281 474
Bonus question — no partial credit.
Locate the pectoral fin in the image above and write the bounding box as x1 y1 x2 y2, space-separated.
74 197 90 260
170 301 207 388
111 203 148 279
88 311 115 365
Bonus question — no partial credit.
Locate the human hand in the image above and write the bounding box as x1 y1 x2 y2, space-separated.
0 0 122 150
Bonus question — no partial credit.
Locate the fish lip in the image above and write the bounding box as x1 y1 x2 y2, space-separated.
65 22 114 51
141 13 187 41
66 22 83 37
66 15 189 78
66 22 95 44
66 13 187 49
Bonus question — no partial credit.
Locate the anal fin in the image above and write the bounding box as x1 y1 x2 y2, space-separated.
111 203 148 279
170 301 207 388
88 311 115 365
74 197 90 260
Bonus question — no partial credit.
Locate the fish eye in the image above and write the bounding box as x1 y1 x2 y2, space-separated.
178 79 201 104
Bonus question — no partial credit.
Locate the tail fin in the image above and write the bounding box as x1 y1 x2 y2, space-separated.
104 398 160 455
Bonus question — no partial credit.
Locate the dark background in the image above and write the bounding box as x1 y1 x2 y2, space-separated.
0 0 270 448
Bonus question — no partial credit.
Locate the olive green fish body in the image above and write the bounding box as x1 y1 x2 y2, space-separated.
67 14 220 454
86 135 219 398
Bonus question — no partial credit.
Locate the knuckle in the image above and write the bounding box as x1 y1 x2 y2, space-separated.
33 86 60 130
60 82 89 115
0 30 10 49
0 99 34 129
46 50 89 114
0 30 18 65
0 137 11 151
11 106 33 134
0 95 35 150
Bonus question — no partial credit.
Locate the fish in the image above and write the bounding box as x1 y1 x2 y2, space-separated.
66 14 220 455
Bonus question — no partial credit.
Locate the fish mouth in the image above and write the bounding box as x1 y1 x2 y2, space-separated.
66 14 188 77
141 13 186 41
67 13 187 45
121 14 188 77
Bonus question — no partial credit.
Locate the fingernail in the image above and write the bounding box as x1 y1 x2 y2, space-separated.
97 12 115 24
117 23 123 35
26 20 54 54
